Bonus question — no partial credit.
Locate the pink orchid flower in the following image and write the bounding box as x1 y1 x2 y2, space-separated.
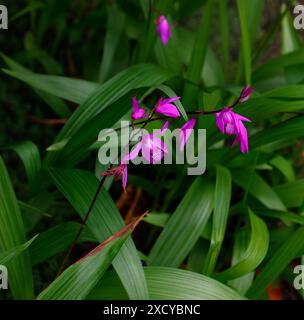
131 97 147 120
179 118 197 152
156 15 172 45
102 163 128 192
215 108 251 153
125 122 169 164
239 85 253 103
155 97 180 118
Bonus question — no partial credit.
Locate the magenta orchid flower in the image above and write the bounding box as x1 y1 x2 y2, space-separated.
125 122 169 164
131 97 147 120
239 85 253 103
156 15 172 45
102 163 128 192
179 118 197 152
155 97 180 118
215 108 251 153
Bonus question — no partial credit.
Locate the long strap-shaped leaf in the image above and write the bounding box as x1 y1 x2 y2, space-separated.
215 210 269 282
98 5 125 83
47 64 172 165
3 141 41 184
0 236 37 265
237 0 251 84
231 169 286 211
183 0 214 105
88 267 245 300
30 222 96 266
204 165 231 275
148 178 213 267
1 54 72 118
49 168 149 300
0 156 34 299
228 231 255 295
54 64 172 142
2 68 98 105
247 225 304 299
38 217 142 300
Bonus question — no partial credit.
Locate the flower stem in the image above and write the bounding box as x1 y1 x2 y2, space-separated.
55 174 108 278
56 110 156 277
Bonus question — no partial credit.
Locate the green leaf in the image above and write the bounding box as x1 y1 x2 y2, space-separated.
2 68 98 105
139 0 149 19
47 64 172 165
188 238 209 273
215 210 269 282
49 168 149 300
247 225 304 298
270 156 295 183
38 228 130 300
148 178 213 267
99 5 125 83
19 201 51 220
231 169 286 211
228 231 255 295
144 212 211 240
143 213 170 228
281 5 300 55
183 0 214 104
1 54 71 118
253 49 304 82
47 91 137 166
30 222 96 266
10 2 45 22
204 165 231 275
246 0 264 43
3 141 41 184
262 85 304 100
237 0 251 84
249 115 304 151
0 156 34 299
0 236 38 265
57 64 172 139
255 208 304 225
274 180 304 208
88 267 246 300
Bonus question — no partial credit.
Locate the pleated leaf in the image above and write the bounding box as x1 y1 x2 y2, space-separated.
148 178 213 267
204 165 231 275
0 156 34 299
30 222 96 266
215 210 269 282
3 141 41 183
88 267 245 300
0 236 37 265
38 223 135 300
247 225 304 298
231 169 286 211
49 168 149 299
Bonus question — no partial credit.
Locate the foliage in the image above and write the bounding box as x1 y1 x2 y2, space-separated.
1 0 304 300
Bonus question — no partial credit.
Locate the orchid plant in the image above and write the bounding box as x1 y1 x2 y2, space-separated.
104 85 253 191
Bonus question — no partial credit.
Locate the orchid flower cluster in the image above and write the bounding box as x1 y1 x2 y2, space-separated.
102 85 253 192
